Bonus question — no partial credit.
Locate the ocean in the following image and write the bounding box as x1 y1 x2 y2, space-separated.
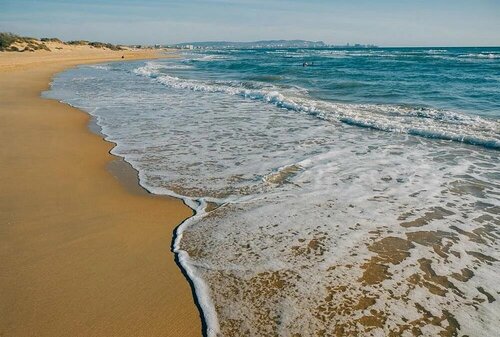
45 47 499 336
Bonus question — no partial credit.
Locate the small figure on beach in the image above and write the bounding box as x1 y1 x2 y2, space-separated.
121 55 124 59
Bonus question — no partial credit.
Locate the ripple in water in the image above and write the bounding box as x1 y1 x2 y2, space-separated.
45 55 500 337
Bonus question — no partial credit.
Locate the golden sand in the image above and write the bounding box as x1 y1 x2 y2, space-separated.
0 46 202 337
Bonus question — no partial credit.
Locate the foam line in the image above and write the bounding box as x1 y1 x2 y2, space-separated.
133 62 500 150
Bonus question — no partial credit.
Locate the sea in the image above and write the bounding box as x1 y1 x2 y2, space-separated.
44 47 500 337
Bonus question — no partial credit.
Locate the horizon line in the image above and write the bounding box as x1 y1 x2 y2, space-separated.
3 32 500 49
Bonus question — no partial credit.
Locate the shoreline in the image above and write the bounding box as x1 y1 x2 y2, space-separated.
0 49 202 336
57 75 220 337
87 115 215 337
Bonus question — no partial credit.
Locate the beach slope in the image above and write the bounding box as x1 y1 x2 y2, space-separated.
0 48 201 336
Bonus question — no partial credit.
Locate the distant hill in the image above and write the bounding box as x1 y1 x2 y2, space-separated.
175 40 326 49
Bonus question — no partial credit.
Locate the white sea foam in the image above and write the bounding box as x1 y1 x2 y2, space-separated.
87 64 111 70
182 54 236 62
134 62 500 150
46 59 500 337
426 49 448 54
460 53 500 59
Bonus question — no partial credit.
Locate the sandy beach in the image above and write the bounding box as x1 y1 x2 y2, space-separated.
0 46 202 336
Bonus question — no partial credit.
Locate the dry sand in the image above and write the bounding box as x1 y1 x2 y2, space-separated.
0 46 202 336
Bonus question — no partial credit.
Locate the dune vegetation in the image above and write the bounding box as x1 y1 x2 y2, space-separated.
0 32 124 52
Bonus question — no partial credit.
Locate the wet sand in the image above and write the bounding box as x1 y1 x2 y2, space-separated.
0 48 202 336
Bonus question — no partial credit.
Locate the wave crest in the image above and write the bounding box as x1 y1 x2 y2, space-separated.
134 62 500 150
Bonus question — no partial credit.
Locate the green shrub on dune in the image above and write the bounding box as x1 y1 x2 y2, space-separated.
66 40 123 50
66 40 90 46
41 37 63 43
89 41 123 51
1 32 124 52
0 32 51 51
0 32 19 50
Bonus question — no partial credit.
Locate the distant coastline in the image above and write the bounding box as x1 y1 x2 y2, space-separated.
169 39 378 49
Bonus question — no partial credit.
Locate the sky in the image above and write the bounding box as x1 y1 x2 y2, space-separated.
1 0 499 46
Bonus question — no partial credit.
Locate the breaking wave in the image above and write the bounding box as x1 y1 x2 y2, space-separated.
134 62 500 150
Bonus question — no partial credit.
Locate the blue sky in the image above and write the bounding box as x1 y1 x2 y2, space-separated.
1 0 499 46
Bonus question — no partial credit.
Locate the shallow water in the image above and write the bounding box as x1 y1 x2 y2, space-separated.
45 47 499 336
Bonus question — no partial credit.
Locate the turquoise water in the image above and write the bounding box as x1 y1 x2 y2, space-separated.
145 47 500 149
46 48 499 337
183 47 500 117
